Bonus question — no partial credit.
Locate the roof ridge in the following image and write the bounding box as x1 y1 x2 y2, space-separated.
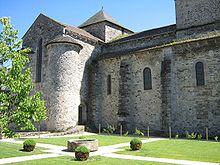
79 9 122 28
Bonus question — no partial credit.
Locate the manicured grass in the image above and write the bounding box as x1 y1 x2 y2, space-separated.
19 135 146 147
118 140 220 163
0 142 45 158
8 156 173 165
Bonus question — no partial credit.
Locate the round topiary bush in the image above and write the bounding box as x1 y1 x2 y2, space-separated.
75 146 90 161
130 138 142 150
23 139 36 152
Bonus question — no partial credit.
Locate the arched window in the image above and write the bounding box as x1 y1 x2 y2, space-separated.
36 38 42 82
143 67 152 90
195 62 205 86
107 75 111 95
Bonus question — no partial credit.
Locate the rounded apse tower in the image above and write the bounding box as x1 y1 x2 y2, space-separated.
45 35 83 132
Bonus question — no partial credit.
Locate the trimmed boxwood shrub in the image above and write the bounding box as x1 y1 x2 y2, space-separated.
75 146 90 161
23 139 36 152
130 138 142 150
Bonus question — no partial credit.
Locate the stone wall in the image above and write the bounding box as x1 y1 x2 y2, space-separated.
45 42 82 131
176 22 220 39
23 14 101 131
23 14 64 130
93 50 164 135
176 0 220 30
44 35 99 131
23 8 220 136
81 21 132 42
23 14 64 86
91 36 220 137
81 22 106 42
160 48 173 134
65 30 101 102
102 29 176 56
93 58 120 128
105 23 122 42
170 37 220 136
105 22 132 42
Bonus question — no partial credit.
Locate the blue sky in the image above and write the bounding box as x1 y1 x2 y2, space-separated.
0 0 176 38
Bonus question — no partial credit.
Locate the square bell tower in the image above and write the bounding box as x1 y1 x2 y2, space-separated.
175 0 220 30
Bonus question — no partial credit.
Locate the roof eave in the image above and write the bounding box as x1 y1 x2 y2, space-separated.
79 20 133 33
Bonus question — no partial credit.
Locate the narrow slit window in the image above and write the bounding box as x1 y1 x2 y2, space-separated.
195 62 205 86
143 67 152 90
36 38 42 82
107 75 111 95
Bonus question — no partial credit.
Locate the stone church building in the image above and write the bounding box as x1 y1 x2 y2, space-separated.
23 0 220 136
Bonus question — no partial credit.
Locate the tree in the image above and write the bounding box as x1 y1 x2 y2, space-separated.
0 17 47 137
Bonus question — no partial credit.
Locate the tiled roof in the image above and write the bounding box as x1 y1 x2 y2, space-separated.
79 10 123 28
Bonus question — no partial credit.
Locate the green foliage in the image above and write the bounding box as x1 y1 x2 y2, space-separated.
189 132 197 139
175 134 179 139
75 146 90 153
0 17 47 137
197 134 202 140
186 131 197 139
79 136 87 139
23 139 36 146
130 138 142 150
123 131 129 137
23 139 36 152
103 124 116 135
134 128 144 136
109 34 129 42
214 136 218 142
130 138 142 145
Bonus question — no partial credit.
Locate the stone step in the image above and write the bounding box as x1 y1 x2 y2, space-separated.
64 125 85 135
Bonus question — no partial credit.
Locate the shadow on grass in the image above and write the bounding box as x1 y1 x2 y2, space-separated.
19 149 32 152
123 148 143 153
125 148 132 151
62 149 74 152
70 156 102 162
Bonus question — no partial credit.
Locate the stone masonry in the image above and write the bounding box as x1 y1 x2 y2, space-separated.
23 1 220 137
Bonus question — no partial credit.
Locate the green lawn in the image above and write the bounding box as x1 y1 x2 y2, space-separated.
19 135 146 147
2 138 219 164
8 156 173 165
118 140 220 163
0 142 45 158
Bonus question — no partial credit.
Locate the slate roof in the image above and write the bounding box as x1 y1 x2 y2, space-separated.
45 35 83 49
64 24 102 42
79 9 123 28
23 13 102 43
108 24 176 44
40 14 102 42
